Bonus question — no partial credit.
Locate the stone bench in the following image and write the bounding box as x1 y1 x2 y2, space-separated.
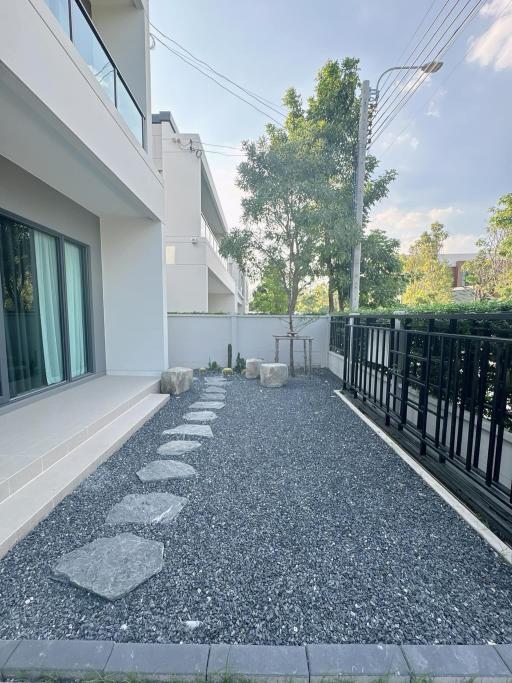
260 363 288 388
160 367 193 395
245 358 263 379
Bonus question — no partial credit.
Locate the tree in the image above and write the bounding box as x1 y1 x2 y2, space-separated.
296 282 330 314
464 193 512 300
249 267 288 313
360 230 405 308
283 59 397 310
402 222 453 306
220 122 324 341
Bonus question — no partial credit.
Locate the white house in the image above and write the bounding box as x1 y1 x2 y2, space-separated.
0 0 169 555
152 112 249 314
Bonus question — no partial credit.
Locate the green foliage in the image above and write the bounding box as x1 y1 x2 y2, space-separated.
234 352 246 373
249 267 288 313
351 299 512 316
464 193 512 300
402 222 453 306
222 367 234 376
208 359 219 371
296 282 329 314
227 343 232 368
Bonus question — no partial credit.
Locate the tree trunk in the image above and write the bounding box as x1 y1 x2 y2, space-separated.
337 287 344 312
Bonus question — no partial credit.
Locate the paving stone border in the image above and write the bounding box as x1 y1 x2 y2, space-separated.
2 641 512 681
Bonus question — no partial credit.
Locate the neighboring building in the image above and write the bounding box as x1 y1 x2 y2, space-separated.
152 112 248 314
0 0 169 553
440 253 477 302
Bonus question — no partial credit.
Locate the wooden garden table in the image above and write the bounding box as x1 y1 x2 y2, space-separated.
273 335 313 377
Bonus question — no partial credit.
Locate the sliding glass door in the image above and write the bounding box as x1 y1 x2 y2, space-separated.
0 211 91 402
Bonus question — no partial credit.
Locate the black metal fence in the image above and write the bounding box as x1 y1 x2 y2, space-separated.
330 313 512 541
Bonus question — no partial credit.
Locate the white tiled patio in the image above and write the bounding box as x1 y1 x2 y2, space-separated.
0 375 168 557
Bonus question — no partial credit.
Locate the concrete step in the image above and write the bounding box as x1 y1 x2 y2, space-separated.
0 393 168 558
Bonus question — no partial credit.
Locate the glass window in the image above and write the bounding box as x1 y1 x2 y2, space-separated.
44 0 70 35
0 218 64 398
70 1 115 104
64 242 88 378
116 77 143 145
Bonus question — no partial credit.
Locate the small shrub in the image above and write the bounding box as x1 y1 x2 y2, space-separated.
234 352 246 373
222 367 234 376
208 359 219 371
198 367 206 374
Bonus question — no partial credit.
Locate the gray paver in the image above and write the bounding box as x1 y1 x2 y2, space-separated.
189 401 225 410
200 393 226 401
0 641 19 671
157 440 202 455
52 534 164 600
208 644 309 682
183 410 218 422
165 424 214 438
106 493 187 525
307 644 409 682
496 645 512 672
402 644 511 680
2 639 113 680
105 642 209 681
136 460 197 483
205 377 227 385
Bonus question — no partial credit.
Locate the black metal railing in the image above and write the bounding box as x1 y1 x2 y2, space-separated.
330 313 512 540
44 0 145 146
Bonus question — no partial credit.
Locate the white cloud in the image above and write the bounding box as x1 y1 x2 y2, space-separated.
467 0 512 70
369 205 474 252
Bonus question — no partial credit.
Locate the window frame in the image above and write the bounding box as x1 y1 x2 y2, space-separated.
0 207 94 404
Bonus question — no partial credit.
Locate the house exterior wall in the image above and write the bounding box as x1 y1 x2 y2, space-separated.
0 155 106 376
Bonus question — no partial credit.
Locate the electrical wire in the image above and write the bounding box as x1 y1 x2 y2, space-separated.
149 21 286 117
371 0 512 155
371 0 485 142
152 34 285 128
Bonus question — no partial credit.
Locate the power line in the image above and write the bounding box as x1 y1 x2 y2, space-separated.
152 35 285 128
371 0 485 142
149 21 286 118
372 0 512 155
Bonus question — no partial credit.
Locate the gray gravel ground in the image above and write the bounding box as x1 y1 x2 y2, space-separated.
0 370 511 644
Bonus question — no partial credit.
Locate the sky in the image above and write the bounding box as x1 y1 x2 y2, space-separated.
149 0 512 254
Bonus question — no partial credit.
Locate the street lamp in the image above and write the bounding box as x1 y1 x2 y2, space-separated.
348 61 443 312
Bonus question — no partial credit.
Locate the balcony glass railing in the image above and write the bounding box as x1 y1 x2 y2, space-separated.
201 214 228 270
44 0 145 146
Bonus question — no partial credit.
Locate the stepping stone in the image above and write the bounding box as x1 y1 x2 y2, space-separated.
189 401 225 410
205 377 227 385
52 533 164 601
157 440 201 456
199 393 225 401
204 386 226 394
184 410 217 422
136 460 197 483
106 493 188 525
165 424 213 438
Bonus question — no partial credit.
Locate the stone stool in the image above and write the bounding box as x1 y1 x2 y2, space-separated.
260 363 288 388
245 358 263 379
160 367 193 395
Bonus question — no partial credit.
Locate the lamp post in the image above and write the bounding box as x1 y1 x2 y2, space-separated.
349 61 443 311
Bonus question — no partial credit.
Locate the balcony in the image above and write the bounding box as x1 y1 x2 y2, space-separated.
44 0 144 146
201 213 228 270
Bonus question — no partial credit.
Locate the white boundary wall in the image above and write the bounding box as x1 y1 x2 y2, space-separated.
168 314 330 369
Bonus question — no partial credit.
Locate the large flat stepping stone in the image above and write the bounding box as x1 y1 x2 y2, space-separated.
106 493 188 525
157 440 201 456
52 533 163 601
184 410 217 422
189 401 225 410
205 377 227 385
136 460 197 482
165 424 214 438
204 386 226 394
200 393 225 401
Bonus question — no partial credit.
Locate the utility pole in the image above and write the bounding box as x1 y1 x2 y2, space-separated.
349 79 370 311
